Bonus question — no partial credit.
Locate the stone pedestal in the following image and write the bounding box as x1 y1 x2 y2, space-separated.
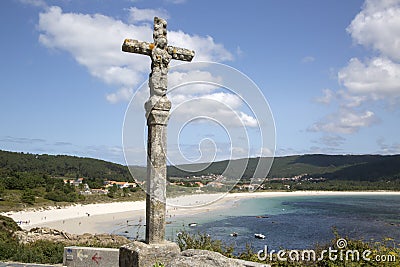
63 246 119 267
144 96 171 244
119 241 180 267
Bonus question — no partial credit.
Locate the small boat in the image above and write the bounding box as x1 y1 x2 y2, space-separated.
254 233 266 239
230 232 238 237
188 223 197 227
256 216 268 218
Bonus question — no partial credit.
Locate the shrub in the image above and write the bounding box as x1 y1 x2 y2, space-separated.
21 189 35 205
177 230 400 267
176 231 234 257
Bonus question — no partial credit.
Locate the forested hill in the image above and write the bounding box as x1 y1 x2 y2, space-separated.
167 154 400 181
0 150 131 181
1 150 400 182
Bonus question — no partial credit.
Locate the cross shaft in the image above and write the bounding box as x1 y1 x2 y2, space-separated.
122 17 194 244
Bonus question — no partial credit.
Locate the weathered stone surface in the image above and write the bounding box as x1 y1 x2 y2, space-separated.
168 249 243 267
145 109 168 244
119 241 180 267
167 249 270 267
122 16 195 246
63 246 119 267
145 96 171 119
122 39 194 62
14 227 130 247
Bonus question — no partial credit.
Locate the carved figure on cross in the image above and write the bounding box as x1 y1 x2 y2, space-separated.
123 17 194 98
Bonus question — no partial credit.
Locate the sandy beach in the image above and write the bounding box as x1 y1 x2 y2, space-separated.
3 191 400 234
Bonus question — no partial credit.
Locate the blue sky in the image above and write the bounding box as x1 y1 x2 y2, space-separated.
1 0 400 165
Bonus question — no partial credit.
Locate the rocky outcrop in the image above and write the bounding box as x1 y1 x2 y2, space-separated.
167 249 267 267
119 242 268 267
14 227 130 247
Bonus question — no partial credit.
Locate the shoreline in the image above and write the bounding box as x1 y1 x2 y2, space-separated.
3 191 400 234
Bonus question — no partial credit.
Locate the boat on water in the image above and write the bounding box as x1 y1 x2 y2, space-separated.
188 223 197 227
230 232 238 237
254 233 266 239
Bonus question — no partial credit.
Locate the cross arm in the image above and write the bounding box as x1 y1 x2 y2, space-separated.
122 39 154 56
122 39 195 62
167 46 195 62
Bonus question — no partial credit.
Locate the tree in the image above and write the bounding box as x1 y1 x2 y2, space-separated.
122 187 130 197
21 190 35 205
107 184 118 198
0 181 5 194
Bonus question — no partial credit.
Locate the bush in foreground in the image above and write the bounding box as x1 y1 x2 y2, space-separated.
177 230 400 267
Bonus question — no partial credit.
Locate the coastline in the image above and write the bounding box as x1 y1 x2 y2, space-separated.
3 191 400 234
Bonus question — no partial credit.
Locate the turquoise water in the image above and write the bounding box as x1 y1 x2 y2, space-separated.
112 194 400 251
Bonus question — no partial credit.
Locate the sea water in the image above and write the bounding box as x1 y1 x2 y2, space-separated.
111 194 400 252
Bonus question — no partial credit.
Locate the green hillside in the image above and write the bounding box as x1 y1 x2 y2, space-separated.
0 150 131 181
167 154 400 181
0 150 144 211
2 150 399 182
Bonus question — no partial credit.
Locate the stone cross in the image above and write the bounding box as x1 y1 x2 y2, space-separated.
122 17 195 244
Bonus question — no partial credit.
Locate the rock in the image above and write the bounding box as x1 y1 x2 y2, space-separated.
14 227 130 247
120 241 180 267
167 249 247 267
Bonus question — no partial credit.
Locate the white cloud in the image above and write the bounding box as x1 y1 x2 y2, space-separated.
168 70 223 95
257 147 274 157
338 57 400 100
336 90 368 108
315 89 334 104
309 108 377 134
38 5 150 104
165 70 257 128
37 6 233 104
201 92 242 108
315 88 367 108
106 87 134 104
170 92 258 128
0 136 46 144
312 0 400 135
315 135 346 147
275 147 302 156
377 138 400 154
276 145 344 156
230 146 248 157
237 111 258 127
127 7 169 23
338 0 400 103
84 145 125 164
19 0 47 8
302 56 315 63
236 46 243 57
347 0 400 61
164 0 187 4
168 31 233 62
